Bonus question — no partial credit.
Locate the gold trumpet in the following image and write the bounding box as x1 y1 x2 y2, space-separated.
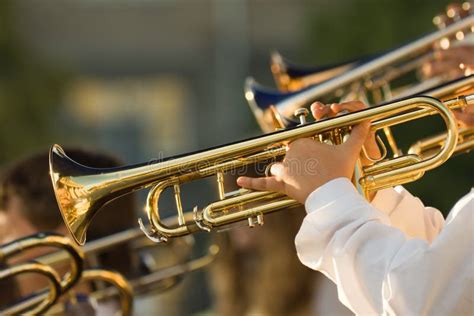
274 3 473 93
47 243 218 315
247 14 474 132
38 222 219 296
3 216 218 316
0 233 135 315
50 92 472 244
0 233 84 314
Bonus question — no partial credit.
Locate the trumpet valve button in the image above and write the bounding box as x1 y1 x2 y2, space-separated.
248 217 256 228
248 215 264 228
294 108 309 125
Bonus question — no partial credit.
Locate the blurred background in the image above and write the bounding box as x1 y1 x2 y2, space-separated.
0 0 471 314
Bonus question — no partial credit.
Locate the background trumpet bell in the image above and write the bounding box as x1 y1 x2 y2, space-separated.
270 51 364 92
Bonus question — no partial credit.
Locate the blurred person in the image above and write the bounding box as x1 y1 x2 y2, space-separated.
237 96 473 314
0 148 139 313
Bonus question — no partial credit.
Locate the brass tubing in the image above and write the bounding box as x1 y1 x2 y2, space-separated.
81 269 133 316
409 127 474 158
0 233 84 292
0 263 61 315
201 194 298 228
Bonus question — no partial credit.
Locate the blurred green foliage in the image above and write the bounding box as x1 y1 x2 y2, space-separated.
0 0 69 163
303 0 472 213
303 0 451 63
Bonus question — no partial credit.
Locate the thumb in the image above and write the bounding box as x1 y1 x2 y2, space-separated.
344 121 370 153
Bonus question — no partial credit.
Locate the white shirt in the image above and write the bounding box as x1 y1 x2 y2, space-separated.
295 177 473 315
370 185 445 243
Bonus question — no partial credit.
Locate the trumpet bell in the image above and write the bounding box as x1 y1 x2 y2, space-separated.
244 77 301 132
270 51 368 92
49 145 110 245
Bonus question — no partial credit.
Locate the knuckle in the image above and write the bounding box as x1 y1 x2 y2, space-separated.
350 101 366 110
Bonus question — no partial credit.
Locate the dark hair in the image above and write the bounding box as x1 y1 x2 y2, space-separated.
1 152 64 231
0 148 138 276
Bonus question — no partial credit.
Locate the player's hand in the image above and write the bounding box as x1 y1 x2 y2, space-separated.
311 101 381 165
422 46 474 79
237 121 370 203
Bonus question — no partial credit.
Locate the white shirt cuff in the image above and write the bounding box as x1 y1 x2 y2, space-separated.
304 177 360 214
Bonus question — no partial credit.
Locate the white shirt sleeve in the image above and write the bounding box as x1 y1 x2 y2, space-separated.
295 178 473 315
370 187 444 242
